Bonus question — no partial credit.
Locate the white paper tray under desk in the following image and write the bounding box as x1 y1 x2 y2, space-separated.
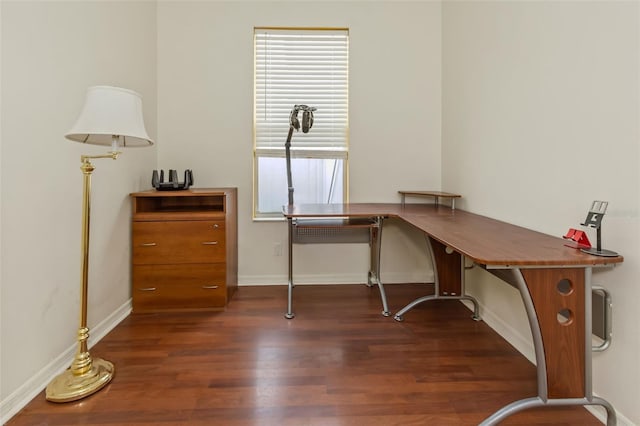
291 218 376 244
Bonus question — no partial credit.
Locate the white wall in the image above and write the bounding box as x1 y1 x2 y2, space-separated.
156 1 441 287
0 0 157 419
442 1 640 424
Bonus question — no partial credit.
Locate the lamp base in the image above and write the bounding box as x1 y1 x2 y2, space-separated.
45 358 114 403
581 247 619 257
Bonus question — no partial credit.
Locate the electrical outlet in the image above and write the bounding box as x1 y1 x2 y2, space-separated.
273 242 283 256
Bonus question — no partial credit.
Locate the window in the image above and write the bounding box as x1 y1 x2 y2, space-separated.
254 28 349 219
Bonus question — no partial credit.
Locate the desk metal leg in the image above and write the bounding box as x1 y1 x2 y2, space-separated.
394 236 480 322
285 216 390 319
480 396 616 426
367 217 390 317
480 267 617 425
285 218 295 319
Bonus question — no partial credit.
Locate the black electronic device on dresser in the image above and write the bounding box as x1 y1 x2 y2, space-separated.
152 169 193 190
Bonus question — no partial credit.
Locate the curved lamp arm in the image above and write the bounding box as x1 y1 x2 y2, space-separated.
285 104 316 206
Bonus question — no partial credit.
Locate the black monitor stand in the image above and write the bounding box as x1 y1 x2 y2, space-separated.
580 201 618 257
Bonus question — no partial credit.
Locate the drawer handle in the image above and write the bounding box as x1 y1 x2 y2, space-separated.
202 241 218 245
213 224 219 229
138 287 157 292
140 243 157 247
202 285 219 289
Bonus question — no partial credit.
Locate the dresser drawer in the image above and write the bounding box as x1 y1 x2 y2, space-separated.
133 221 225 264
132 263 227 312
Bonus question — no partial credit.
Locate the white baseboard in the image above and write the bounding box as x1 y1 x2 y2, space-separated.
0 299 132 424
460 298 536 364
585 404 635 426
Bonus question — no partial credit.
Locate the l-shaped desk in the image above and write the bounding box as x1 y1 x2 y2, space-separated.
282 202 623 425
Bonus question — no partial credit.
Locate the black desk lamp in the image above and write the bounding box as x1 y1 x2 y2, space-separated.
285 104 316 205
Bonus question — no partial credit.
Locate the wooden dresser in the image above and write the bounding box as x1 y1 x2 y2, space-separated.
130 188 237 313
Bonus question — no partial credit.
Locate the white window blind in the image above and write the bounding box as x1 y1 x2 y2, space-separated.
254 28 349 157
253 28 349 218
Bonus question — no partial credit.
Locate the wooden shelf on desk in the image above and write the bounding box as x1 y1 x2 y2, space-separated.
398 190 461 208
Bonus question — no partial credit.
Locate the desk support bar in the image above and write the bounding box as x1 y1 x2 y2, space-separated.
516 268 548 401
394 236 480 322
366 217 390 316
480 397 616 426
286 218 295 319
592 286 612 352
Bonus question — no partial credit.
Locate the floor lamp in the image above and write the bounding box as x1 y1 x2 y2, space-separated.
45 86 153 402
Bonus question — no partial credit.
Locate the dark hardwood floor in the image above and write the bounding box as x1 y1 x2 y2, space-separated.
8 284 602 425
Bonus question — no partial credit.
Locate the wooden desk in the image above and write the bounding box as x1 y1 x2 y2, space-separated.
283 203 623 425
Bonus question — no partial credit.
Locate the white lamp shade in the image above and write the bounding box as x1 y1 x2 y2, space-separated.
65 85 153 147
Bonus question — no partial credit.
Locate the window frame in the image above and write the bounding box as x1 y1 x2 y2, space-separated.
253 27 350 220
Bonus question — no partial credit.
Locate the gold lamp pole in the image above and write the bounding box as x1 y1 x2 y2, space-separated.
46 86 153 402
